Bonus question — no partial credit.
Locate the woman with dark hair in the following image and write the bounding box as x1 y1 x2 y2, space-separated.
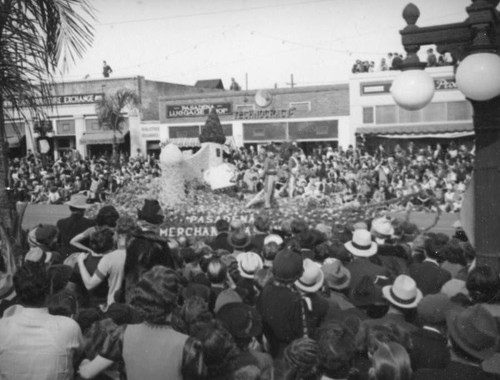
466 265 500 317
70 205 119 254
122 232 178 303
368 342 412 380
78 266 205 380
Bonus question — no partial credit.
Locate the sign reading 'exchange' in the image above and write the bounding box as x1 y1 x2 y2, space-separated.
166 103 232 118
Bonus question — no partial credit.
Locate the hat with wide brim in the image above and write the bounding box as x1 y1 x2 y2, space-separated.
227 230 252 250
382 275 423 309
447 305 499 361
321 259 351 290
65 193 90 209
295 259 324 293
344 229 377 258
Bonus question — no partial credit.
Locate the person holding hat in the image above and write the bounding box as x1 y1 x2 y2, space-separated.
410 293 453 371
365 274 422 334
414 305 499 380
56 193 95 257
257 248 305 358
345 229 391 292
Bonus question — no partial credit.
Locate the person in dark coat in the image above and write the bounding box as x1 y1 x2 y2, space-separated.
208 219 233 253
56 194 95 257
257 248 304 358
409 235 452 295
344 229 390 292
414 305 499 380
410 293 453 371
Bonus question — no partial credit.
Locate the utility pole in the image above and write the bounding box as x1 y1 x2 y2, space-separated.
286 74 295 88
245 73 248 91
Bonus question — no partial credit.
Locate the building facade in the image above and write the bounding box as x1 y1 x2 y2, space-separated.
349 66 474 151
136 84 350 156
5 76 207 159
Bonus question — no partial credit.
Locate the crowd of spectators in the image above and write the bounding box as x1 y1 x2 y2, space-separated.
9 140 474 213
352 50 455 74
0 186 498 379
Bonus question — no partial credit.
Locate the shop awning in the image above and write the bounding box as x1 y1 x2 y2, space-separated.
80 131 125 145
356 122 474 137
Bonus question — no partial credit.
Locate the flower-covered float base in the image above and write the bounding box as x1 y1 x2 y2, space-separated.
101 175 439 241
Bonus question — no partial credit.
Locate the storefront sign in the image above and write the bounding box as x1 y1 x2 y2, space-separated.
234 108 295 120
4 93 103 107
361 78 457 95
141 125 161 138
166 103 232 118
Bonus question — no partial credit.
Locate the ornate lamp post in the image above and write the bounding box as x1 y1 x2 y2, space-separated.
391 0 500 272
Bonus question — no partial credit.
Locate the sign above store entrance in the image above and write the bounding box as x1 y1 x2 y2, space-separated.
166 103 232 118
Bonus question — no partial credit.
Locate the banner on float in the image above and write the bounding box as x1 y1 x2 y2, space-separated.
159 212 257 238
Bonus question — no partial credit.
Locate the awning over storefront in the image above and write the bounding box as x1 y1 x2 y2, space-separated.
356 122 474 137
80 131 125 145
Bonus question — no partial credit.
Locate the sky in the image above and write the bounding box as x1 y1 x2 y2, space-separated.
59 0 471 90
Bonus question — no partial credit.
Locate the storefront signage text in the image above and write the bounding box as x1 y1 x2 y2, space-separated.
141 125 161 138
4 93 103 107
361 78 457 95
166 103 232 118
234 108 295 120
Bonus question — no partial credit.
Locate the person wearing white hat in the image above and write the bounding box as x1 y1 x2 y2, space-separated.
294 258 329 336
364 274 422 334
345 229 390 292
235 252 264 305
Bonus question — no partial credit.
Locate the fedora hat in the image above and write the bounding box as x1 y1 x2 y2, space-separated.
65 193 90 209
216 302 262 339
237 252 263 279
227 230 251 250
344 229 377 257
447 304 499 360
295 258 324 293
382 274 423 309
350 275 385 307
321 259 351 290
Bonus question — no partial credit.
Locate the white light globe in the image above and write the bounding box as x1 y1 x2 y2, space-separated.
390 70 435 111
456 53 500 101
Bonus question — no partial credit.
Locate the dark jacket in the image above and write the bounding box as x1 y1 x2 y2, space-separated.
414 361 497 380
409 260 452 296
208 232 234 253
410 327 450 370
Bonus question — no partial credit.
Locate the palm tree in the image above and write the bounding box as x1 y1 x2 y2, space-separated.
0 0 95 233
95 88 141 165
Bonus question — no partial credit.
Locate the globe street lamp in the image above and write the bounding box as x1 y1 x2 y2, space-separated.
391 0 500 272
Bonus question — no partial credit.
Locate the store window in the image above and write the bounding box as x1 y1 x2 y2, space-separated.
447 101 473 121
288 120 338 140
243 123 287 141
169 125 200 138
221 124 233 136
56 119 75 135
422 102 446 122
399 107 422 123
363 107 374 124
376 105 397 124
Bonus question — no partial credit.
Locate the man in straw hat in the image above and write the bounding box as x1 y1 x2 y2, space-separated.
57 193 95 257
345 229 390 292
